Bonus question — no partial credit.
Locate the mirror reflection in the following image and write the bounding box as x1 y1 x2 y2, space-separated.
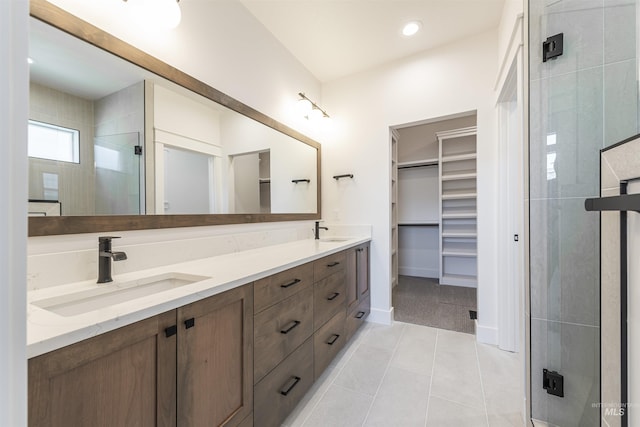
27 17 318 217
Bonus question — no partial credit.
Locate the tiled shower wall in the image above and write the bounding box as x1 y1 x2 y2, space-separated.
529 0 638 425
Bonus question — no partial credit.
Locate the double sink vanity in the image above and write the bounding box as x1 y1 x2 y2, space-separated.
25 2 370 426
27 236 371 427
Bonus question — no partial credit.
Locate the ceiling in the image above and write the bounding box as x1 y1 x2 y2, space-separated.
239 0 506 83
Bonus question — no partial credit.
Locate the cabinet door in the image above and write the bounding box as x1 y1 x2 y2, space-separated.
177 284 253 427
346 247 358 312
29 310 177 427
357 243 370 298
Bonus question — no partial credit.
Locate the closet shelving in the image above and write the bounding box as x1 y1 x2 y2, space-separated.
391 130 399 288
437 126 478 287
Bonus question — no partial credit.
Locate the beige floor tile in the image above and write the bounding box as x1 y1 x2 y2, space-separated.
332 343 394 396
363 366 430 427
301 384 373 427
426 396 488 427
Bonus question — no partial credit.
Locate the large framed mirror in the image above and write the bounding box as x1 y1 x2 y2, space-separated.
28 0 321 236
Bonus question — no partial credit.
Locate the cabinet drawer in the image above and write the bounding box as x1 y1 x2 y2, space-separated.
313 251 346 282
313 270 346 330
254 288 313 383
346 294 370 342
254 262 314 313
254 339 314 427
314 310 346 380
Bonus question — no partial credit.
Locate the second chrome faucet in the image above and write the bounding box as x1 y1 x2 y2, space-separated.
98 236 127 283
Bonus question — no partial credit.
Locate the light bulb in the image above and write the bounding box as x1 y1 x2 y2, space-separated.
402 21 421 37
132 0 181 30
297 98 313 116
155 0 181 30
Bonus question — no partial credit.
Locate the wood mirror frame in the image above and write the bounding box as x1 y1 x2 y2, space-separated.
28 0 321 237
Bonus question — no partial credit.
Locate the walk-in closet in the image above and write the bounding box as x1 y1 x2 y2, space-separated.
391 113 478 334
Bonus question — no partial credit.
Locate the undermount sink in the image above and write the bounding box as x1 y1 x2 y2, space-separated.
318 237 351 242
33 272 209 317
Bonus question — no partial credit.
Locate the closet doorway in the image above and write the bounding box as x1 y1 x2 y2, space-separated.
391 112 478 334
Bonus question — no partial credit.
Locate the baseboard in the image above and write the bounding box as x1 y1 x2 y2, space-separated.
398 266 438 279
367 306 394 325
475 320 498 345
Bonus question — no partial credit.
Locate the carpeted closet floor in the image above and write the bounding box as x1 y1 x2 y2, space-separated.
392 275 477 334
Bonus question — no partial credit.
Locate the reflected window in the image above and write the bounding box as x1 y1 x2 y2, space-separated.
546 133 557 181
95 145 122 172
42 172 59 200
28 120 80 163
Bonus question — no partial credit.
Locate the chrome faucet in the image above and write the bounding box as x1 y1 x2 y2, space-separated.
314 221 328 240
98 236 127 283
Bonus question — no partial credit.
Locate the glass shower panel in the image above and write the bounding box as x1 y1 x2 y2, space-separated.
94 132 142 215
529 0 638 426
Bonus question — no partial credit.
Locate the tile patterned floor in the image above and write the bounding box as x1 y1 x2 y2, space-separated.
282 321 525 427
393 276 477 334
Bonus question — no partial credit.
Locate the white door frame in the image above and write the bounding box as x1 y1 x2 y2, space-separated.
496 20 525 353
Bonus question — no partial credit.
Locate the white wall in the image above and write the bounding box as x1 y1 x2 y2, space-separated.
46 0 323 139
0 0 28 425
321 30 499 338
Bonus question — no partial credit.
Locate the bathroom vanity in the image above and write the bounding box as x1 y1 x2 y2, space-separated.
27 238 370 427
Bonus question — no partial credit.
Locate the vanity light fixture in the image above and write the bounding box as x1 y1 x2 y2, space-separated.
297 92 331 124
123 0 182 30
402 21 422 37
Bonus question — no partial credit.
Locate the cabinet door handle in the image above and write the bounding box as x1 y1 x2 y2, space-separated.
280 278 301 289
327 292 340 301
184 318 195 329
280 376 302 396
357 248 363 252
327 261 340 267
355 311 366 319
327 334 340 345
280 320 301 334
165 325 177 338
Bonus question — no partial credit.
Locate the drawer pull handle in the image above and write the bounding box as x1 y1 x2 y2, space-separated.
327 292 340 301
327 261 340 267
280 376 302 396
281 278 301 289
327 334 340 345
184 318 195 329
355 311 366 319
280 320 301 334
165 325 177 338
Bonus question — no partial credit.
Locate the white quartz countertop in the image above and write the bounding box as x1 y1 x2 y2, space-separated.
27 236 370 358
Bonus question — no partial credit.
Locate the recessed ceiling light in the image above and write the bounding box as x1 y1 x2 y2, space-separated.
27 57 34 64
402 21 422 37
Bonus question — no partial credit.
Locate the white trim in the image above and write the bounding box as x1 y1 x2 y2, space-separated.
494 13 524 92
476 321 499 345
398 267 438 278
0 1 28 425
154 128 222 157
367 306 394 325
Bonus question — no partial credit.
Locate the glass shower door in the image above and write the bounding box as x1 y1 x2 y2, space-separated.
529 0 638 426
94 132 143 215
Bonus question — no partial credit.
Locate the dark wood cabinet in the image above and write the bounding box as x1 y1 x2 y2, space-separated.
29 310 177 427
346 242 371 341
177 284 253 427
29 242 370 427
29 284 253 427
254 338 314 427
254 286 313 383
314 310 346 380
